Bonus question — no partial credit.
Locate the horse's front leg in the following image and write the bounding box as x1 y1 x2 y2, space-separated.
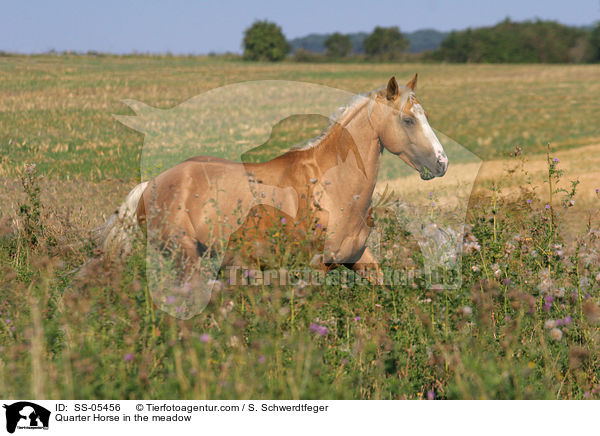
350 247 383 285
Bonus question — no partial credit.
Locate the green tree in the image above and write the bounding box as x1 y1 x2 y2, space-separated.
363 26 409 61
324 32 352 58
431 19 587 63
587 22 600 62
243 20 290 61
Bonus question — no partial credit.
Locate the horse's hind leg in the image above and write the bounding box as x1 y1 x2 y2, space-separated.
350 247 383 285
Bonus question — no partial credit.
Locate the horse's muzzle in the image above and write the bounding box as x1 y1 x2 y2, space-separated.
435 154 448 177
420 155 448 180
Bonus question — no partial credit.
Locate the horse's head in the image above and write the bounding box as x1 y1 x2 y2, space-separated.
372 75 448 180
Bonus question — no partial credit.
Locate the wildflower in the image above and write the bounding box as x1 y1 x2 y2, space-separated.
257 355 266 364
5 319 10 324
200 333 211 343
563 316 572 325
427 391 435 400
550 328 563 341
491 263 501 278
553 157 559 163
545 204 551 210
471 265 480 272
538 268 554 294
555 319 563 326
553 244 564 258
503 278 511 285
462 230 480 254
527 199 532 204
544 319 556 329
281 218 286 224
124 353 134 362
310 322 327 336
543 303 551 312
461 306 473 317
167 295 175 304
545 295 553 304
354 316 361 321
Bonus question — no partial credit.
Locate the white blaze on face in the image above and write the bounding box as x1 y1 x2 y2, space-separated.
411 102 447 165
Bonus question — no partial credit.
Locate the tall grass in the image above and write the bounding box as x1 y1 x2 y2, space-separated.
1 147 599 399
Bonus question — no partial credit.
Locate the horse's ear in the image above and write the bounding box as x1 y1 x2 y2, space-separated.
386 76 399 100
406 73 418 91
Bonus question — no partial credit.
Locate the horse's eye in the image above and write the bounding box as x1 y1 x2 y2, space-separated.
402 117 415 126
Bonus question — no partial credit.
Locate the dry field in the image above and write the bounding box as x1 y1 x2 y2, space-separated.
1 56 600 399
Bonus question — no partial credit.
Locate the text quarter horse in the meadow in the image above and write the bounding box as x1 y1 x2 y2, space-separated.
99 75 448 315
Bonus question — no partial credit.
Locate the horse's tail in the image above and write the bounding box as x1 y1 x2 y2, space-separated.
96 181 149 261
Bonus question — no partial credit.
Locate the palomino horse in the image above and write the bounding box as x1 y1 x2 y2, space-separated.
100 75 448 314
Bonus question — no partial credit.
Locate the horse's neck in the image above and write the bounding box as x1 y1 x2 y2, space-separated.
313 103 381 193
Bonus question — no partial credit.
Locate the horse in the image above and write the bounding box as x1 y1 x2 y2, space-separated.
99 75 448 313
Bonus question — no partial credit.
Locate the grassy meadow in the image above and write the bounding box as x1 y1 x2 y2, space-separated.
1 55 600 399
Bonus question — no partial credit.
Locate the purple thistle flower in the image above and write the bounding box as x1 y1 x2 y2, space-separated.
553 157 559 163
563 316 572 325
124 353 134 362
354 316 361 321
5 319 10 324
503 278 511 285
542 303 551 311
309 323 318 332
281 218 286 224
545 204 551 210
526 199 532 204
427 390 435 400
316 326 327 336
430 202 435 207
555 319 563 326
545 295 554 304
167 295 175 304
200 333 211 343
257 355 266 364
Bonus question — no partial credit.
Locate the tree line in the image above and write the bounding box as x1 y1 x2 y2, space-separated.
242 19 600 63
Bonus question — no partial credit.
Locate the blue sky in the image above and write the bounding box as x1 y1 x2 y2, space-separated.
2 0 599 54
